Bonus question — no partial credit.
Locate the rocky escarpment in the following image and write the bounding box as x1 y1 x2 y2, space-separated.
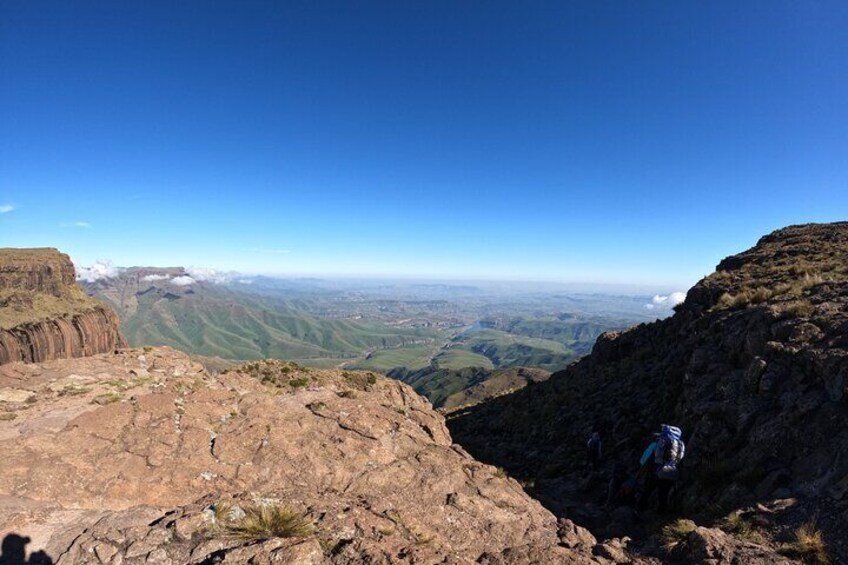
0 348 649 564
0 248 76 294
449 222 848 563
0 248 126 364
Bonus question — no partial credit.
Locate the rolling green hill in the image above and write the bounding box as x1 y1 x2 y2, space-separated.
88 271 440 364
459 329 574 371
83 269 644 407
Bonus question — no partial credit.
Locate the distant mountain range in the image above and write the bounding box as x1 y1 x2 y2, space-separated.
81 267 439 367
81 267 655 405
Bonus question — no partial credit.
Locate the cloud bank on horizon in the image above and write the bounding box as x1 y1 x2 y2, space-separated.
76 260 120 282
170 275 196 286
73 259 240 286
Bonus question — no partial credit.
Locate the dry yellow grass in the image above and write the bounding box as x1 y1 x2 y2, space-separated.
780 523 831 564
226 504 313 540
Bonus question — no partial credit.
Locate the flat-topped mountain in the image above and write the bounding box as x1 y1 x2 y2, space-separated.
448 223 848 562
0 248 125 364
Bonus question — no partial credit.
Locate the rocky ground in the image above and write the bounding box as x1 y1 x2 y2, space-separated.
3 224 846 564
449 223 848 564
0 347 636 564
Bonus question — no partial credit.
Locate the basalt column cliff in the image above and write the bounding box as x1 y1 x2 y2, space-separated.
0 248 126 364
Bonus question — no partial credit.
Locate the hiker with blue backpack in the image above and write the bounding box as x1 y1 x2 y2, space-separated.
637 424 685 513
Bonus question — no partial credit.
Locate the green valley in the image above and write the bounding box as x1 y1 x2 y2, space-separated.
82 268 663 406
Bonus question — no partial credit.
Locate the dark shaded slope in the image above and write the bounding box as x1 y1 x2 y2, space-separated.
448 222 848 561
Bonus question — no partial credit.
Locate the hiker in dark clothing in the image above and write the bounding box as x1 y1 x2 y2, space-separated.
607 462 638 507
586 431 602 470
637 425 685 513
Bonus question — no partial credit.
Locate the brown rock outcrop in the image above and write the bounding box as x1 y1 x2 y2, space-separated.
0 308 125 364
0 248 76 294
0 248 126 364
0 349 641 564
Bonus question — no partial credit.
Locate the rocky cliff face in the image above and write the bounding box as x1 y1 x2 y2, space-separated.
0 248 77 294
0 248 126 364
448 223 848 562
0 349 639 564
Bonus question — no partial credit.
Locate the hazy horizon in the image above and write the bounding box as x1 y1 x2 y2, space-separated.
74 257 689 298
2 2 846 288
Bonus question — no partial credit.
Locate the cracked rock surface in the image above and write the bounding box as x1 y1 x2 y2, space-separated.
0 348 629 563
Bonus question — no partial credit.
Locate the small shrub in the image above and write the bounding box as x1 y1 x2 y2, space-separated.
289 378 309 388
343 371 376 391
143 346 153 353
58 384 91 396
661 519 696 551
337 390 356 399
227 504 313 540
780 523 831 564
306 401 326 411
721 512 765 544
104 378 131 391
0 413 17 421
749 287 773 304
785 299 815 318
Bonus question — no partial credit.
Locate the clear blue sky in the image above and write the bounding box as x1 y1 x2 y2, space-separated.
1 1 846 288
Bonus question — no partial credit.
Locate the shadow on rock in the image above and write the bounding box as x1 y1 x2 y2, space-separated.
0 534 53 565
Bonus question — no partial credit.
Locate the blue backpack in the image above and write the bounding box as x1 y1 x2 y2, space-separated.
655 425 685 480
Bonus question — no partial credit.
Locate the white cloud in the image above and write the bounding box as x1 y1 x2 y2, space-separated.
77 260 120 282
61 221 92 229
141 274 171 282
170 275 196 286
646 291 686 310
186 267 239 284
0 204 14 214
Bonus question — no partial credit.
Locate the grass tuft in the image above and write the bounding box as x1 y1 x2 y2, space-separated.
721 512 765 544
226 504 313 540
661 519 696 551
780 523 831 564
